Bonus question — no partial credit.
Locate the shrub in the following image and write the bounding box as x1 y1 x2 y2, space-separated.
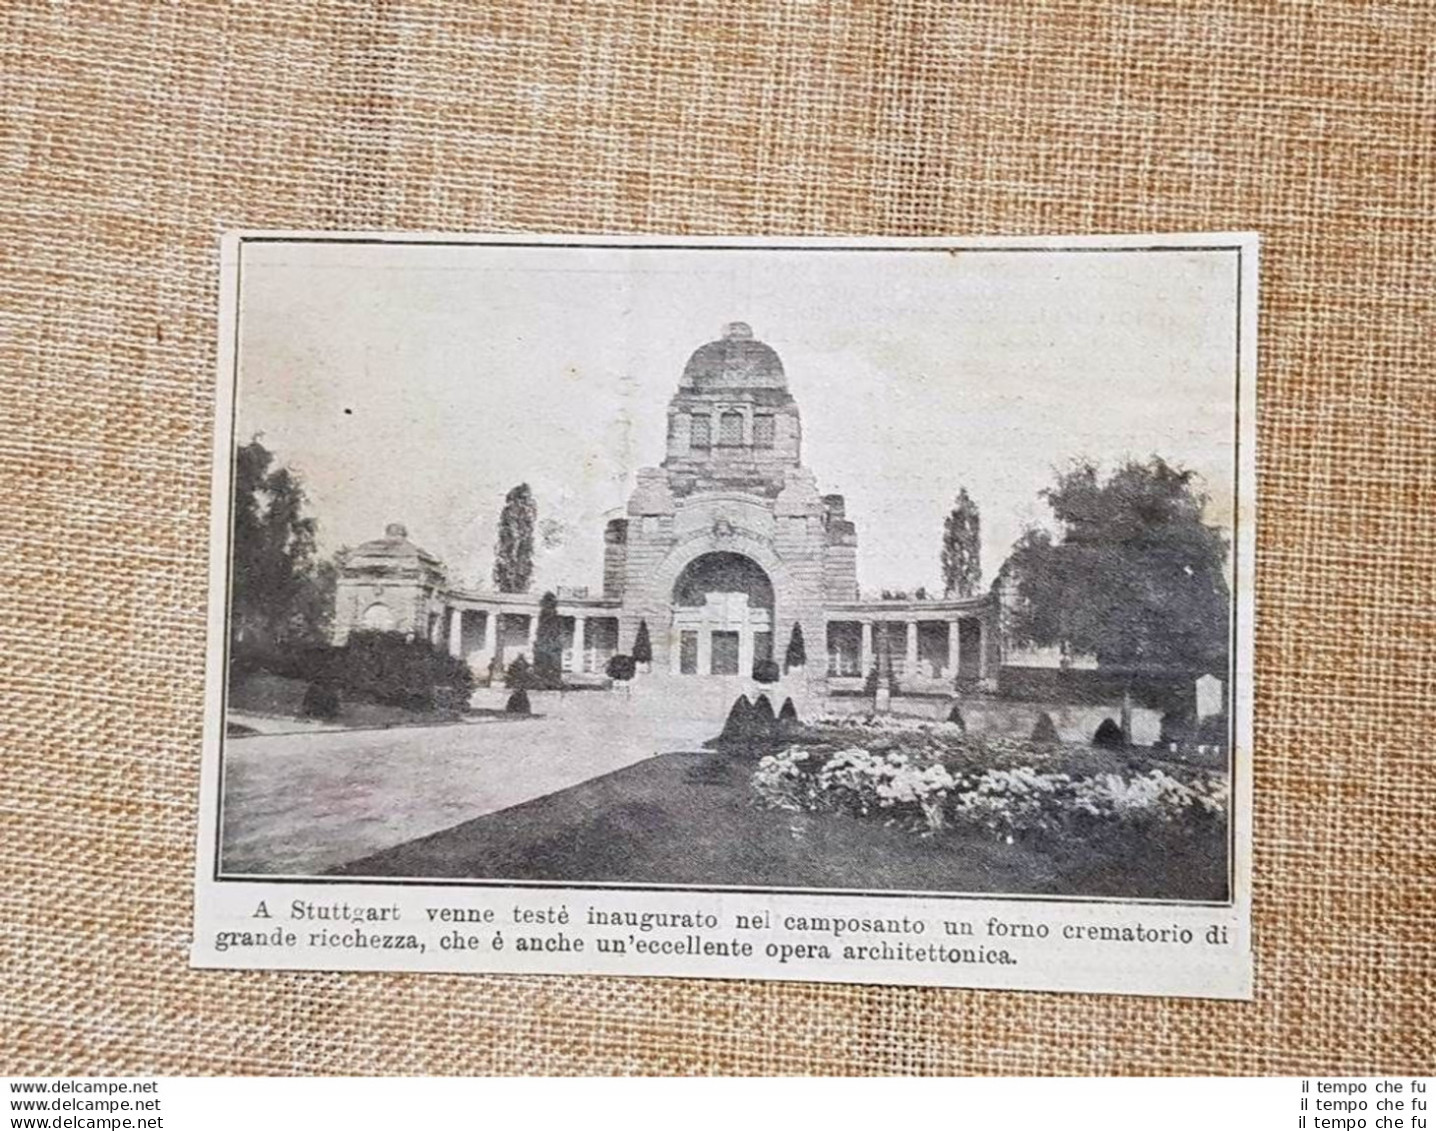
606 653 636 682
1092 717 1125 748
751 694 776 733
1159 709 1195 748
778 697 800 727
712 695 758 746
299 680 341 720
532 593 564 688
505 654 535 691
1195 712 1229 747
784 623 807 670
505 689 531 715
1030 711 1059 743
333 630 472 711
946 704 966 730
862 664 900 698
632 620 653 665
752 658 780 684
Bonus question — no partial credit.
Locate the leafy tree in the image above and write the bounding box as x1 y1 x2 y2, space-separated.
492 483 537 593
784 623 807 670
230 438 333 661
632 619 653 665
533 591 564 688
1005 458 1229 676
941 487 982 597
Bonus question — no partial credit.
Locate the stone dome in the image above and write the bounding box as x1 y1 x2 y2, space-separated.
681 322 785 389
348 522 443 571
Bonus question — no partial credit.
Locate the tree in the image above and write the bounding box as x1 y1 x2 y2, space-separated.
632 619 653 665
533 591 564 688
784 623 807 670
230 438 332 661
505 654 534 691
493 483 536 593
1004 458 1230 676
941 487 982 598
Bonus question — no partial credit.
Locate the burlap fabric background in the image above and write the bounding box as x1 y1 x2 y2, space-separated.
2 2 1431 1076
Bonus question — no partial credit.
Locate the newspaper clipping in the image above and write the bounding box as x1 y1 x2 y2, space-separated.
192 232 1256 998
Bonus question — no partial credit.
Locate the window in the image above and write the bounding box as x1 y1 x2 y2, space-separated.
719 411 743 447
711 631 740 674
690 415 711 449
753 414 775 448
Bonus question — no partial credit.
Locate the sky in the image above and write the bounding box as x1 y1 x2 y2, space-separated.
234 239 1240 596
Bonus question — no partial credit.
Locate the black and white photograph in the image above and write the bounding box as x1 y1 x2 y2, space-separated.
194 233 1255 997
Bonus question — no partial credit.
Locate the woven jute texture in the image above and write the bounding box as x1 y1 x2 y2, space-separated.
2 2 1432 1076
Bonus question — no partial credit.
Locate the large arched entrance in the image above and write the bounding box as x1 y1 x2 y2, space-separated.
670 551 774 676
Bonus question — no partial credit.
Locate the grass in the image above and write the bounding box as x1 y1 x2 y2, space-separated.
333 749 1227 900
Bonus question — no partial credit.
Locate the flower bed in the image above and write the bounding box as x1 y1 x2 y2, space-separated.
751 714 1228 841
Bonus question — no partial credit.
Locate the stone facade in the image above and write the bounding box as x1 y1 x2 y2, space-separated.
333 323 1003 695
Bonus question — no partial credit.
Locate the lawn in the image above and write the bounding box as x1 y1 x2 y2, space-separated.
332 748 1227 900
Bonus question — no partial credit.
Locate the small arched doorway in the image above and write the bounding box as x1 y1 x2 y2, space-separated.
671 551 774 676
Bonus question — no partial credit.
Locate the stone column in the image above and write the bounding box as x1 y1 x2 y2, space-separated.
697 628 713 676
948 619 961 678
905 620 919 676
527 612 538 658
975 620 987 678
738 623 754 678
448 608 463 659
572 615 587 673
860 620 873 674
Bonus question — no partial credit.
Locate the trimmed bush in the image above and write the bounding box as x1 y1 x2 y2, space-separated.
632 620 653 665
333 630 472 711
1030 711 1059 743
784 623 807 670
532 592 564 689
505 689 531 715
946 704 966 730
752 658 780 684
1196 712 1229 747
505 654 535 691
778 697 799 726
300 680 341 720
718 695 755 742
1160 709 1195 748
751 694 777 733
606 653 636 682
1092 717 1125 748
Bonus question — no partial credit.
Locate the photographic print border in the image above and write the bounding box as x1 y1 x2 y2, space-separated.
200 233 1256 918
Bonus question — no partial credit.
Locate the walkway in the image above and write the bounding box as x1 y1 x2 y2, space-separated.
218 686 725 876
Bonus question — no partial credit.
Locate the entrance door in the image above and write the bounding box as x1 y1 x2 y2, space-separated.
710 631 740 675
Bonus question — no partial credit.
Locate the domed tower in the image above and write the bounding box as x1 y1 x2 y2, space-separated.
661 321 802 498
609 323 857 688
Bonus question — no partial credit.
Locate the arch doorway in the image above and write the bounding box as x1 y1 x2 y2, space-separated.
670 551 775 676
